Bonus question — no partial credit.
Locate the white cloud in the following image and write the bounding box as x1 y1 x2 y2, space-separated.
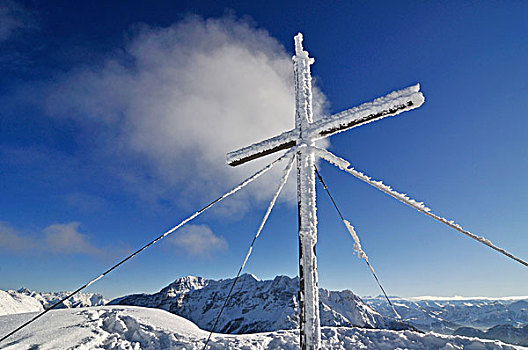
167 224 227 256
43 15 327 214
0 221 104 256
0 221 35 252
42 222 102 255
0 220 226 258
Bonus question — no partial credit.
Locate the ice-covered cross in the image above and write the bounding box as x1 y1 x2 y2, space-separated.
227 33 424 350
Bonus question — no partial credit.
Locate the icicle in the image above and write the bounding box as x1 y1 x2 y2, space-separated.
343 219 401 319
343 219 368 262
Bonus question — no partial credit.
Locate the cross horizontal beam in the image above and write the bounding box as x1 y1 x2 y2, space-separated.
308 84 423 139
227 84 424 167
228 133 297 167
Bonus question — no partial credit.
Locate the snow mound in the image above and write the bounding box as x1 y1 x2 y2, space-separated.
0 306 525 349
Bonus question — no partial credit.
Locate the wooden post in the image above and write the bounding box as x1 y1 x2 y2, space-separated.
293 33 320 350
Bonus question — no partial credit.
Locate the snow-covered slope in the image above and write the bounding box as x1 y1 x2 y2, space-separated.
0 290 43 316
364 296 528 334
0 288 107 316
1 306 525 350
110 274 411 334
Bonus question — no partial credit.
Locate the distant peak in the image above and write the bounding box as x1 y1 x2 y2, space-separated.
168 276 207 292
176 275 201 281
239 273 259 282
273 275 297 281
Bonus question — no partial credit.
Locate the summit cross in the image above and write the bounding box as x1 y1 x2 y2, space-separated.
226 33 424 350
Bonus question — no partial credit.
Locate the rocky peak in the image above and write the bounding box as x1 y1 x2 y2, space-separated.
164 276 207 295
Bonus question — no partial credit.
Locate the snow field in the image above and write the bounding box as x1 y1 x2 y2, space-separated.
1 306 526 349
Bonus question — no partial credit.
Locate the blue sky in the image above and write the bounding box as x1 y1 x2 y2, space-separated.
1 0 527 299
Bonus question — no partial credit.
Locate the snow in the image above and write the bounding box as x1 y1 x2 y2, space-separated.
1 306 525 349
313 146 528 268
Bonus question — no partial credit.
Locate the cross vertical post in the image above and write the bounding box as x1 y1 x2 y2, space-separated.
293 33 320 350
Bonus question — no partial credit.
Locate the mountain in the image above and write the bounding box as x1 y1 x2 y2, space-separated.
364 296 528 334
454 324 528 347
1 306 524 349
110 274 413 334
0 288 107 316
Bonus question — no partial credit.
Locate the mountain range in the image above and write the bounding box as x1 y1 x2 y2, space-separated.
2 275 527 347
109 274 528 346
109 274 413 334
364 295 528 333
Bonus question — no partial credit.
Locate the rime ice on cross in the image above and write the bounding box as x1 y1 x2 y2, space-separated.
227 33 424 350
